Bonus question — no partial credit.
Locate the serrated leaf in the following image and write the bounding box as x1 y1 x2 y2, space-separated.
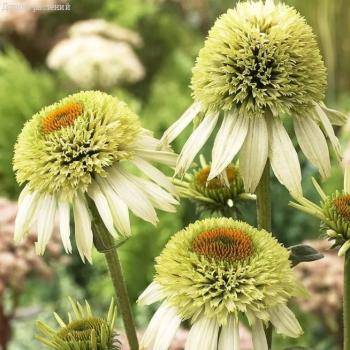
288 244 324 267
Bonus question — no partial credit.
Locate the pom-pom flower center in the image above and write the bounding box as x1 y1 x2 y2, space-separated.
42 102 83 133
192 227 253 261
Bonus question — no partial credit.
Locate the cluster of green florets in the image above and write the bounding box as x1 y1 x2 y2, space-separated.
36 299 119 350
154 218 304 325
192 164 244 205
13 91 141 200
322 191 350 243
191 1 326 118
53 317 118 350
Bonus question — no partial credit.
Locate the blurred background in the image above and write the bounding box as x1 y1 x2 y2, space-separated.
0 0 349 349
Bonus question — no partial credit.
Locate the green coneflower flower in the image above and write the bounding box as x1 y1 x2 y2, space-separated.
162 0 346 195
13 91 178 262
174 155 255 215
138 218 306 350
36 298 119 350
291 175 350 256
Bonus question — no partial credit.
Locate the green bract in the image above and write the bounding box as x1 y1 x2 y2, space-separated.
36 298 119 350
191 1 326 118
13 91 141 201
154 217 304 325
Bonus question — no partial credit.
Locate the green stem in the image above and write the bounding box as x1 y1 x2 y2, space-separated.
256 162 272 348
92 209 139 350
344 251 350 350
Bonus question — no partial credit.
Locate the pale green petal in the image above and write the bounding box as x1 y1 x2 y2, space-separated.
218 316 240 350
294 115 331 179
161 102 201 145
176 112 219 177
268 117 302 195
269 304 303 338
209 112 248 181
240 117 268 193
314 103 341 159
251 319 268 350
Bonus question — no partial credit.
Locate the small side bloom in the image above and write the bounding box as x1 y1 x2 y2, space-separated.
138 218 306 349
36 298 119 350
174 155 255 215
290 175 350 256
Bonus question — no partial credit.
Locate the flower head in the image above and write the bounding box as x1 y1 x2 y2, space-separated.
162 1 346 195
175 156 254 215
36 298 119 350
192 1 325 118
13 91 178 262
138 218 305 349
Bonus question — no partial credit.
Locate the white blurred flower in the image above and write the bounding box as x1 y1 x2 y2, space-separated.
47 20 145 89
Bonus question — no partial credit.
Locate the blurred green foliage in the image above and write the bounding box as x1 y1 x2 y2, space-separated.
0 0 349 349
0 48 63 198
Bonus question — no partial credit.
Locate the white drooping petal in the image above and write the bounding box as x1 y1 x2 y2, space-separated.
176 113 219 177
185 317 219 350
240 117 268 193
209 112 249 181
132 156 177 195
134 149 178 167
87 179 118 238
251 319 268 350
73 193 93 263
107 167 158 225
138 282 164 306
153 306 182 350
133 129 160 150
96 176 131 236
269 304 303 338
161 102 202 145
268 117 302 195
314 103 341 159
14 189 40 241
218 315 240 350
58 201 72 253
320 102 348 126
141 302 180 349
294 115 331 179
129 175 178 213
36 194 57 256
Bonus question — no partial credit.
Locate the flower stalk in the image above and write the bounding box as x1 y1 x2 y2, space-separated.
344 251 350 350
256 161 273 348
91 205 139 350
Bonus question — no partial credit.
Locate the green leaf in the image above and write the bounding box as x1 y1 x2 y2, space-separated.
284 347 313 350
288 244 324 267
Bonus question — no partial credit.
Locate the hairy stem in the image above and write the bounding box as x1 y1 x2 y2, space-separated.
92 209 139 350
256 162 272 348
344 251 350 350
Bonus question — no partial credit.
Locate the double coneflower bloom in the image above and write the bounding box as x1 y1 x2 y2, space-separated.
139 218 306 350
162 0 346 195
13 91 178 262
